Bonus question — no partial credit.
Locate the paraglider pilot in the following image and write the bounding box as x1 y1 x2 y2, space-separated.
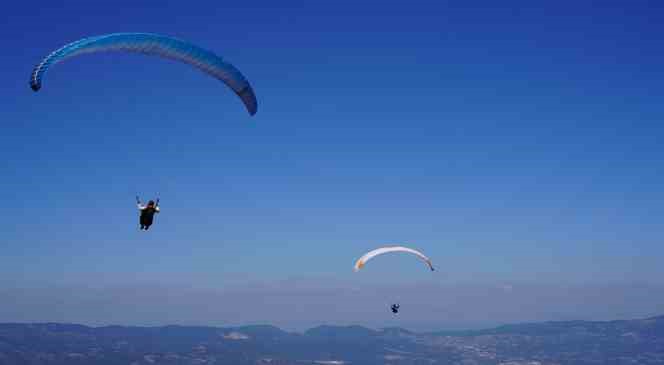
391 304 400 314
136 196 160 230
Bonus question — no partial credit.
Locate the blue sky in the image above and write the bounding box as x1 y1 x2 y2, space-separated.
1 1 664 330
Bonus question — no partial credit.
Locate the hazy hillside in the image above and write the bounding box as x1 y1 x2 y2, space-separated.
1 315 664 364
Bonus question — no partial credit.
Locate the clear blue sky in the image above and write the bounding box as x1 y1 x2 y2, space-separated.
1 1 664 330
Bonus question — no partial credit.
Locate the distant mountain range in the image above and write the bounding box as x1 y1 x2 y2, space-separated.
1 315 663 364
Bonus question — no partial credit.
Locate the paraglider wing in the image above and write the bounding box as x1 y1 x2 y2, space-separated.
353 246 434 272
30 33 257 115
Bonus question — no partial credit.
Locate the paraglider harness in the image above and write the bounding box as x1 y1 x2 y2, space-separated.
137 196 160 230
391 304 400 314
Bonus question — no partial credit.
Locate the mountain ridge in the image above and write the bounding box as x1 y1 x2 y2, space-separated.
0 315 663 364
3 313 663 335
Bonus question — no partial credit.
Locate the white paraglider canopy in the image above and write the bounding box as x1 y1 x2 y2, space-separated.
353 245 434 272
